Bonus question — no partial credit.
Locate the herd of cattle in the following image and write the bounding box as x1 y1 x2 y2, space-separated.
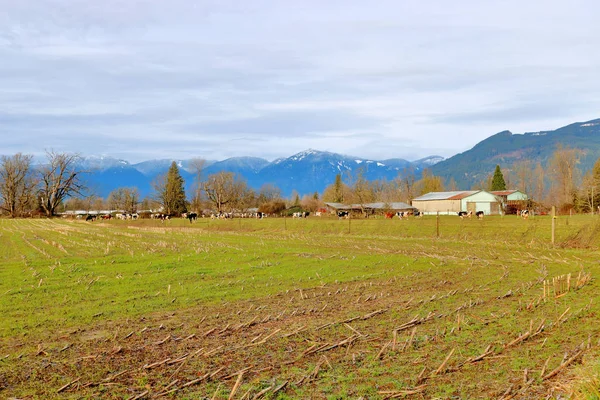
80 209 534 222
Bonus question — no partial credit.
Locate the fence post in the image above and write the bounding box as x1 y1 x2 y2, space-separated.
348 214 351 234
436 211 440 238
551 206 556 246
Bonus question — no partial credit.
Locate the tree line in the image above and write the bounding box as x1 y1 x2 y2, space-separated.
2 147 600 218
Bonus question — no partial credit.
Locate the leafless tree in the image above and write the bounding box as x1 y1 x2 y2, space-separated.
108 187 140 213
38 151 86 217
256 183 281 206
348 169 376 216
203 172 246 213
189 158 207 211
548 146 581 208
0 153 37 217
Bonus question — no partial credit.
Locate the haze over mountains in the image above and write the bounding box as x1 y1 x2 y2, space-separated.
60 118 600 198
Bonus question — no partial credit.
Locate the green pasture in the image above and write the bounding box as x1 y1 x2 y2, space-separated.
1 214 596 339
1 215 599 398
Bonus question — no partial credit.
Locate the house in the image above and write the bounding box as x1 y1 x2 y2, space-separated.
411 191 503 215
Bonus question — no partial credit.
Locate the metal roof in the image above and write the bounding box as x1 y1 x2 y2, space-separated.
325 202 415 210
491 190 519 196
324 202 351 210
412 191 478 201
360 202 415 210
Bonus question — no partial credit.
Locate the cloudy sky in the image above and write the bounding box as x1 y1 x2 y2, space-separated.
1 0 599 163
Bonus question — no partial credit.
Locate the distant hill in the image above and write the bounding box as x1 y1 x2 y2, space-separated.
77 150 444 198
431 119 600 188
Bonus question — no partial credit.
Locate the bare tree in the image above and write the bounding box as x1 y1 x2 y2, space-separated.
348 168 376 216
0 153 37 217
548 146 581 208
203 172 246 213
108 187 140 213
38 151 86 217
510 160 535 195
256 183 281 206
414 169 444 196
189 158 206 211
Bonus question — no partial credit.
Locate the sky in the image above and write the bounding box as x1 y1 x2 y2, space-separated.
1 0 600 163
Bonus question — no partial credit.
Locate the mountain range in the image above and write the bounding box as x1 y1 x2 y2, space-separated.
430 118 600 187
79 151 444 198
68 117 600 198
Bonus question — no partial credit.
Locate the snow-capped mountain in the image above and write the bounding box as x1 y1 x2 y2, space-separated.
77 149 443 198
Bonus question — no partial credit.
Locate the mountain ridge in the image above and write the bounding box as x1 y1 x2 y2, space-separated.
431 118 600 188
75 150 443 198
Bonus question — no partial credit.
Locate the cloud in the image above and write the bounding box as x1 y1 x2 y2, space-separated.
1 0 600 162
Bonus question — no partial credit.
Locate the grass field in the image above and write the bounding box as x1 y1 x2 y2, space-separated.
1 214 599 399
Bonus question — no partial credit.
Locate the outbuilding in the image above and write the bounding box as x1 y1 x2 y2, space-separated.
411 190 503 215
491 190 529 214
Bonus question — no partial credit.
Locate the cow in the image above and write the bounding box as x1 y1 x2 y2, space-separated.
476 211 484 219
315 211 322 217
385 212 395 219
458 211 472 219
85 214 96 222
396 211 408 219
187 212 198 223
337 211 349 219
414 211 422 218
101 214 112 220
520 210 529 219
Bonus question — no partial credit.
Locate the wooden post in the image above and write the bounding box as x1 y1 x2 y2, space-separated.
348 214 351 234
284 215 287 231
436 211 440 238
551 206 556 245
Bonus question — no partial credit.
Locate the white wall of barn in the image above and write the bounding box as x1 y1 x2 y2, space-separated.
461 192 502 214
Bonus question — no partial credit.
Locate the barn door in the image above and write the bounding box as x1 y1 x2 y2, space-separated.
467 202 476 212
490 202 500 214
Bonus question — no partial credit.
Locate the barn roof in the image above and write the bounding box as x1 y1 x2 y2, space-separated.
324 202 415 210
491 190 519 196
324 202 351 210
361 202 415 210
412 191 479 201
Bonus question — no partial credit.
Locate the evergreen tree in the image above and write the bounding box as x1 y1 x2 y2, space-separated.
160 162 187 215
333 174 344 202
491 165 507 191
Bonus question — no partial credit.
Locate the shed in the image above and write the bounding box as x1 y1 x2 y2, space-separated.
491 190 529 214
324 201 416 216
491 190 529 202
412 190 502 215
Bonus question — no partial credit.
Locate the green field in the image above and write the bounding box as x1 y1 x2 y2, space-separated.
1 215 599 399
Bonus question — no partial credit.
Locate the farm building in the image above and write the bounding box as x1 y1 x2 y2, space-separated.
491 190 529 214
411 191 503 215
324 201 416 217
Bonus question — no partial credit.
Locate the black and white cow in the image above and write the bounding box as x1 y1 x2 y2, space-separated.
458 211 472 219
187 212 198 223
85 214 96 222
476 211 484 219
337 211 350 219
520 210 529 219
414 211 422 218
